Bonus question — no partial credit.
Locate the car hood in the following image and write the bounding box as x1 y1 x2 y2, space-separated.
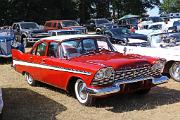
23 29 46 33
71 52 149 70
117 33 147 40
67 26 86 30
0 36 14 42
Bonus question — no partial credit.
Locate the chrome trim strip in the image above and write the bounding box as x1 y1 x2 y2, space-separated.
86 76 169 96
13 60 91 76
0 54 12 58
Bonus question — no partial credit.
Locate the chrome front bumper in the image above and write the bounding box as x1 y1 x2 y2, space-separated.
0 54 12 58
86 76 169 96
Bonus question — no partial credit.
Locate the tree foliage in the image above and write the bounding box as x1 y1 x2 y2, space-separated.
0 0 160 25
160 0 180 14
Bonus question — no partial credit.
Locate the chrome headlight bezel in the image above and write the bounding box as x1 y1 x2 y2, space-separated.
151 59 166 72
94 67 115 81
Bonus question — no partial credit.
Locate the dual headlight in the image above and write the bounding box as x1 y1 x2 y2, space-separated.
94 67 115 81
151 59 166 72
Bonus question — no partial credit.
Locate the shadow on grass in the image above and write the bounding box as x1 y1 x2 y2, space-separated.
95 86 180 113
2 88 67 120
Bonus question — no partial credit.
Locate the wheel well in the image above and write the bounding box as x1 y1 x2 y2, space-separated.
66 77 80 95
163 61 175 74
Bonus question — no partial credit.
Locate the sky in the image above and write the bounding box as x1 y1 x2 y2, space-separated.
147 6 160 16
147 0 163 16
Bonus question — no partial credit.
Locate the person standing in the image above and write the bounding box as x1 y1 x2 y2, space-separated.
162 19 169 33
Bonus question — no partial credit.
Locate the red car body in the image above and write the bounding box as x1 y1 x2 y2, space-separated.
12 34 168 105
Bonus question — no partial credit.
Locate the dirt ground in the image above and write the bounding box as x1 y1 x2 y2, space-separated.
0 59 180 120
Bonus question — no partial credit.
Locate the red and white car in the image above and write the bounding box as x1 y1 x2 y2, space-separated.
12 35 168 106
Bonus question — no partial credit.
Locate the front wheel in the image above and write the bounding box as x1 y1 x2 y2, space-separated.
169 62 180 82
75 79 94 106
25 73 37 86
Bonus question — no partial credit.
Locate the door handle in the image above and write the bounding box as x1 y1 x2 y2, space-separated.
30 57 32 59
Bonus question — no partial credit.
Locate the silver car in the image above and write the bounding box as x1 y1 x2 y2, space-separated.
0 88 3 118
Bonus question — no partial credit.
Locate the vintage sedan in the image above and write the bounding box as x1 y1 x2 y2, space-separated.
0 88 3 119
12 35 168 105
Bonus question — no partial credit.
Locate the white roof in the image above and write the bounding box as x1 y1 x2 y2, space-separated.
41 34 103 42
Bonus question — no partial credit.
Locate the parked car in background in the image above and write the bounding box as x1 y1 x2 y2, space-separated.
141 17 163 29
86 18 118 34
114 32 180 82
48 29 79 36
12 34 168 106
44 20 87 34
0 29 15 58
104 27 147 46
12 22 49 47
0 29 24 58
0 88 3 119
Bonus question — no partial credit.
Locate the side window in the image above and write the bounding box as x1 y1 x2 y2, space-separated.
36 42 47 56
46 22 51 27
47 42 59 58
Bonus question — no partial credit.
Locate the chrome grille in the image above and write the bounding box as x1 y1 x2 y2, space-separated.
0 40 12 55
114 64 161 81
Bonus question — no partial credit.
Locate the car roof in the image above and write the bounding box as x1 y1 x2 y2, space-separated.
41 34 104 42
13 22 37 24
45 20 75 22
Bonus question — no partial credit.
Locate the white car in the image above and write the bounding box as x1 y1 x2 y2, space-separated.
0 88 3 118
114 33 180 82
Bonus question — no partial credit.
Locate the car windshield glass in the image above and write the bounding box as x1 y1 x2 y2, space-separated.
20 23 39 29
62 21 79 27
61 37 115 58
96 19 110 25
111 28 130 36
0 30 14 37
57 31 78 35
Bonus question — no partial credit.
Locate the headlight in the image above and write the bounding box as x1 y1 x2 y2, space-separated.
94 67 115 81
151 59 166 72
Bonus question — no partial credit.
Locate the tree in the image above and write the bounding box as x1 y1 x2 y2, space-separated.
160 0 180 14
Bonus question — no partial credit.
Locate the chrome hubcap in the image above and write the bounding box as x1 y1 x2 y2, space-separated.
78 82 87 100
26 74 33 84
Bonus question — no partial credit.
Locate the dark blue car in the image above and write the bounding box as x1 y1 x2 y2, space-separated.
104 27 147 46
0 29 24 58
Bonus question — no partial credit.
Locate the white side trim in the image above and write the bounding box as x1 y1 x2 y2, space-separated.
13 60 91 76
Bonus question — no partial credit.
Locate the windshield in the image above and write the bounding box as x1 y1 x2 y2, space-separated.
62 20 79 27
96 19 110 25
111 28 131 36
0 30 14 37
20 23 39 29
61 37 115 58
